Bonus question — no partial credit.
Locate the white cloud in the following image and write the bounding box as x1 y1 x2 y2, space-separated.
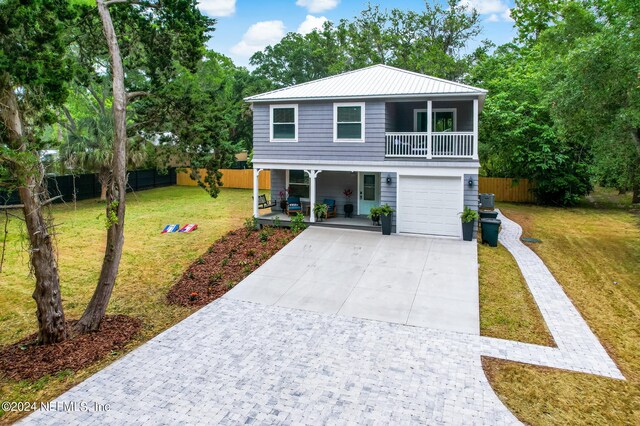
230 20 286 57
198 0 236 17
501 8 514 22
297 15 329 35
460 0 506 15
296 0 339 13
461 0 513 22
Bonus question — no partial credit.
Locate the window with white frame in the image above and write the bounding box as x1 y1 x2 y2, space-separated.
287 170 309 198
270 104 298 142
334 103 365 142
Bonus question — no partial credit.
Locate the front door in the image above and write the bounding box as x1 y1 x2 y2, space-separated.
358 172 380 215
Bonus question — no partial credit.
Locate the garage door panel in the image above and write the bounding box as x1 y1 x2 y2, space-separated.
398 176 461 237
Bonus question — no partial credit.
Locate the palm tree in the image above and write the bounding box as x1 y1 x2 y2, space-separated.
60 83 147 200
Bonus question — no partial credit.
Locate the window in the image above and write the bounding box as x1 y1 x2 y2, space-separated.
270 104 297 142
287 170 309 198
334 102 365 142
414 108 457 132
363 174 376 201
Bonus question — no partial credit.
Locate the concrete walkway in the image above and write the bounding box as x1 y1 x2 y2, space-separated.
23 214 624 425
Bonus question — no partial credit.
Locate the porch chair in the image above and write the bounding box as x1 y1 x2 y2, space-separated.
257 194 276 209
323 199 337 218
286 196 302 216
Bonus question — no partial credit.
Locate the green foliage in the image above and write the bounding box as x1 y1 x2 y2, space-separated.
250 1 482 86
258 229 270 242
244 216 258 233
272 215 281 228
104 200 119 229
459 206 479 223
313 203 328 219
468 43 591 206
290 212 306 233
368 207 381 220
378 203 395 216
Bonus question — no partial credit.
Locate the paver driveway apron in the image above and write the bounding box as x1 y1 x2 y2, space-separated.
24 221 623 425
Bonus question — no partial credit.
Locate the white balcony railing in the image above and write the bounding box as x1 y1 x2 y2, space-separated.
385 132 476 159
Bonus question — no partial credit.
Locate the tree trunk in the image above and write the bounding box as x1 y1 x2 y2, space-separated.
99 168 109 201
0 78 66 344
74 1 127 333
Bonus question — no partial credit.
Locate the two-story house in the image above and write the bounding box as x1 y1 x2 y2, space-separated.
246 64 486 238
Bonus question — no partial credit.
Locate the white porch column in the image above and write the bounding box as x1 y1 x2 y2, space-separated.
427 100 433 159
473 98 479 160
305 169 321 223
253 168 261 218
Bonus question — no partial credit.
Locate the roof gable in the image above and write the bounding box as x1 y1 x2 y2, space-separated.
245 64 487 103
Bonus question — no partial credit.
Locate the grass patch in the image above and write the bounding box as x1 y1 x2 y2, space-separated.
482 194 640 424
0 186 265 423
478 243 553 346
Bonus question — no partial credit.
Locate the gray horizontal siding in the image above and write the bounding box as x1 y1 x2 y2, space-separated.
270 169 287 212
464 173 479 238
253 101 385 162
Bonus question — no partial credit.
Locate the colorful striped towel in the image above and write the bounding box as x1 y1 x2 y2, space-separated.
161 224 180 234
178 224 198 233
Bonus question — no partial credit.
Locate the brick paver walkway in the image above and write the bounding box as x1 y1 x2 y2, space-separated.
23 214 624 425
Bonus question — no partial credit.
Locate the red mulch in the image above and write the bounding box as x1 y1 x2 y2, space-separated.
167 226 296 307
0 315 141 381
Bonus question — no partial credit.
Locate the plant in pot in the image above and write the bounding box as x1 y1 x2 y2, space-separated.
313 203 328 222
343 188 354 218
368 206 381 226
378 203 395 235
459 206 479 241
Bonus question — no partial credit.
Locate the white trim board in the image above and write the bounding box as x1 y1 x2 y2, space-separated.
253 162 478 177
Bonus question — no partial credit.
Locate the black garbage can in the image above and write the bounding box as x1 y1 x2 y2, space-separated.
480 210 498 219
480 218 501 247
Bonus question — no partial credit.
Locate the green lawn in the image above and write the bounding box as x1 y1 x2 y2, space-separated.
0 186 262 423
479 195 640 424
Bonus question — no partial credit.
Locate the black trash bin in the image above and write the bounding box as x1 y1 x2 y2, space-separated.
480 218 501 247
479 210 498 219
479 193 495 210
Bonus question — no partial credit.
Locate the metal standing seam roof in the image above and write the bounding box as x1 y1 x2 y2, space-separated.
244 64 487 103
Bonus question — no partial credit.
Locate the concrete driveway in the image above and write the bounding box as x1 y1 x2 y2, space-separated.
225 227 479 335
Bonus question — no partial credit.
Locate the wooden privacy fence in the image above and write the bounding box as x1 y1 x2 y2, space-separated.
177 168 271 190
478 177 535 203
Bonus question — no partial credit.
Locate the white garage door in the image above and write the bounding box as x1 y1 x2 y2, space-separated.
398 175 462 237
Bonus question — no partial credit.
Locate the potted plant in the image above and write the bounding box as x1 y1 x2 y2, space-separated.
343 189 354 218
459 206 479 241
378 203 395 235
313 203 328 222
368 206 381 226
278 189 288 212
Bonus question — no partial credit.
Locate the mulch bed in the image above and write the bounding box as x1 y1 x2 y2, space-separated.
167 226 297 307
0 315 142 381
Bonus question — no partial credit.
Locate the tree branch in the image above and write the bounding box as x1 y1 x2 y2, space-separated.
127 91 150 102
61 106 77 132
104 0 160 8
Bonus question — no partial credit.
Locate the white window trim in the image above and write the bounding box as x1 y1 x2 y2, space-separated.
334 102 365 143
414 108 457 132
270 104 298 142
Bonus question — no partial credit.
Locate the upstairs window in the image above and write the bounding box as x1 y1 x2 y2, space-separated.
414 108 457 132
270 104 297 142
334 103 365 142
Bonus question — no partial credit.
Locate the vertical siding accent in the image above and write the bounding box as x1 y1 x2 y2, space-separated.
380 172 397 232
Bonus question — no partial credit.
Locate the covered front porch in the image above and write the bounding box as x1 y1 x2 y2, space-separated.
252 169 395 231
257 211 378 231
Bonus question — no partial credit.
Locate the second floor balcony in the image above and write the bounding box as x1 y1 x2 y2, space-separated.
384 99 478 160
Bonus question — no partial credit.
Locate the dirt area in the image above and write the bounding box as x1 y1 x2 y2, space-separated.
0 315 141 381
166 226 296 307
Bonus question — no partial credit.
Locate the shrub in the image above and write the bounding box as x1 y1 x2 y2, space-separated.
459 206 479 223
244 217 258 234
290 212 306 233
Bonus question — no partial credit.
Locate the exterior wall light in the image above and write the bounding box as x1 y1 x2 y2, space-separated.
386 174 392 185
468 177 474 187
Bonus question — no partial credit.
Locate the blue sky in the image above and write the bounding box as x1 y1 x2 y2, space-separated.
197 0 517 67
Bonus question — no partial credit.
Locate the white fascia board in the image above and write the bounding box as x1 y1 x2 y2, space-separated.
245 92 486 103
